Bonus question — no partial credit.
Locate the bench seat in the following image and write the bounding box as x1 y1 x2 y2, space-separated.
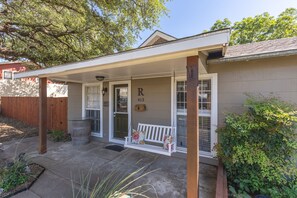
124 123 176 156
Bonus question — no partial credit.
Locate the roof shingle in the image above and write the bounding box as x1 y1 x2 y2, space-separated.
225 37 297 58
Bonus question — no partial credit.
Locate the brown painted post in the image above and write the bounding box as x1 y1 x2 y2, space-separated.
186 56 199 198
39 77 47 154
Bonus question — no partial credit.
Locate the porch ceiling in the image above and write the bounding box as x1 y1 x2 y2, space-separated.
51 57 206 83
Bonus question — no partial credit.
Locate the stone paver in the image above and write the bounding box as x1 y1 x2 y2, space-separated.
0 137 218 198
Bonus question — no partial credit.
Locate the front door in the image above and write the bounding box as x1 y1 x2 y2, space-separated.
113 85 129 141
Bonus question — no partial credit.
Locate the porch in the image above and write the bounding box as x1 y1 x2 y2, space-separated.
15 29 230 197
1 137 217 198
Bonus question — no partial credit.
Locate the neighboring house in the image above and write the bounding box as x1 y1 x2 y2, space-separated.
0 62 27 80
0 62 67 97
15 29 297 158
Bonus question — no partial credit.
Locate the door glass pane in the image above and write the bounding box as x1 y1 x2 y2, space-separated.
114 85 128 140
115 87 128 112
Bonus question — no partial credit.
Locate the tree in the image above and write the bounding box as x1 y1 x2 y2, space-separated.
0 0 168 67
208 8 297 45
209 18 231 31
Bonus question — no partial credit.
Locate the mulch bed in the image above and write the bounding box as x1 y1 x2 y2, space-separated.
0 163 45 198
0 115 38 143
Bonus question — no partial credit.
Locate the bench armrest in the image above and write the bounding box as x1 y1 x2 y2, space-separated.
124 136 129 145
168 142 176 153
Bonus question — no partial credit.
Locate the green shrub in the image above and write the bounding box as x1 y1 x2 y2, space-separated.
49 130 71 142
0 154 28 192
216 96 297 198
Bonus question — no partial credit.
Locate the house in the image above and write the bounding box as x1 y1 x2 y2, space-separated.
0 62 27 80
15 29 297 197
0 62 68 97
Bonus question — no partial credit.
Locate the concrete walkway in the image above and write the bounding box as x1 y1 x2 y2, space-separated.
1 137 217 198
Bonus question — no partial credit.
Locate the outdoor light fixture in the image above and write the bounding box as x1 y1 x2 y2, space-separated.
102 87 108 96
95 75 105 81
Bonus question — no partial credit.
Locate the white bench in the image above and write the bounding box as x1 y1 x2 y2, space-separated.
124 123 176 156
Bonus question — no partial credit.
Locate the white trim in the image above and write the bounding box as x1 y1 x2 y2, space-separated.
171 76 175 126
109 80 131 144
15 30 230 79
173 73 218 157
210 73 218 157
82 82 103 138
139 30 176 48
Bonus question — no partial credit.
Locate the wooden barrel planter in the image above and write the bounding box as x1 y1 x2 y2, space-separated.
70 119 91 146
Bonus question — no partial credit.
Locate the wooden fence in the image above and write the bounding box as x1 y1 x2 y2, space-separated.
1 97 67 132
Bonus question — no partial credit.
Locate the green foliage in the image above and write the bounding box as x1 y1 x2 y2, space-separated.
216 96 297 198
0 0 168 67
73 166 158 198
207 8 297 45
0 156 28 192
49 130 71 142
210 18 232 31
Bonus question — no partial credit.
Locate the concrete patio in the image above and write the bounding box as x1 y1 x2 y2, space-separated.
1 137 217 198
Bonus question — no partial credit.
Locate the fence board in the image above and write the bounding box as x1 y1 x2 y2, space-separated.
1 97 68 133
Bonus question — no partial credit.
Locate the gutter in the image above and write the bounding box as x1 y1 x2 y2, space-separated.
207 48 297 64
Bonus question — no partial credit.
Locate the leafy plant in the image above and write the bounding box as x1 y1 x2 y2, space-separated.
0 154 29 192
49 130 71 142
206 8 297 45
72 166 158 198
216 95 297 198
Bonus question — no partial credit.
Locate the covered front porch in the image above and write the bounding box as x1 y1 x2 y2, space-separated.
15 29 230 197
1 136 217 197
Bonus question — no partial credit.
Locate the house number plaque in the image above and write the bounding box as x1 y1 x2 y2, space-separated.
137 88 144 102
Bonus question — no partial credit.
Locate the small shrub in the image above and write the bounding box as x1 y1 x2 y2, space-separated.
49 130 71 142
216 95 297 198
0 154 28 192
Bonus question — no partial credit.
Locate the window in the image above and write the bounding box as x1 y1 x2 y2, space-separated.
176 78 213 153
2 70 13 80
84 85 102 135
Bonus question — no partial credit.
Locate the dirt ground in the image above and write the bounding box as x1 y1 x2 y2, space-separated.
0 115 38 143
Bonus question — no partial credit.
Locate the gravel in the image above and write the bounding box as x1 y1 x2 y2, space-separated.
0 115 38 143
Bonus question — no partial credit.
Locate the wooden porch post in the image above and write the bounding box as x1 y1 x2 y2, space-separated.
39 77 47 154
186 56 199 198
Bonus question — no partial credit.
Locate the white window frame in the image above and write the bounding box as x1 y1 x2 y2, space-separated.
172 73 218 157
82 82 103 138
2 70 15 80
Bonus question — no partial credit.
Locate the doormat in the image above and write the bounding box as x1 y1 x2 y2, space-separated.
105 144 125 152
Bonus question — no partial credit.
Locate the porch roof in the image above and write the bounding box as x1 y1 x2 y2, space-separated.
15 29 230 83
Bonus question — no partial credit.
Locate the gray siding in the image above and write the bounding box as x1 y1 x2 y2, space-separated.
102 82 110 142
208 55 297 126
131 77 171 129
67 82 82 133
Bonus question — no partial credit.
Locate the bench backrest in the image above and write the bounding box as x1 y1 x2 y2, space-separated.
137 123 176 144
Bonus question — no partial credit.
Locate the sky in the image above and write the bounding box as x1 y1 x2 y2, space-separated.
135 0 297 47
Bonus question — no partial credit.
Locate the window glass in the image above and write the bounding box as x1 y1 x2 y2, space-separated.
85 85 101 133
3 71 13 79
176 79 212 152
86 86 101 109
